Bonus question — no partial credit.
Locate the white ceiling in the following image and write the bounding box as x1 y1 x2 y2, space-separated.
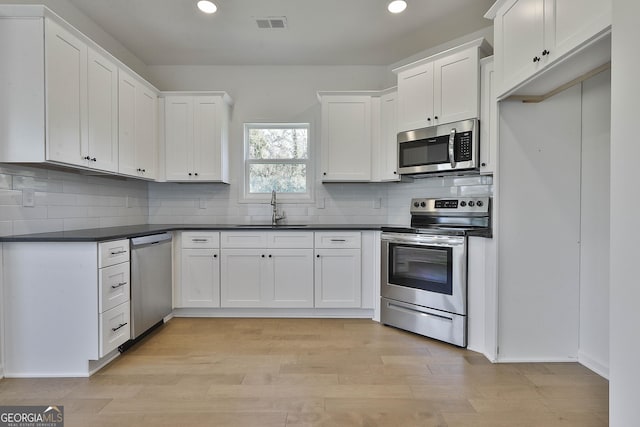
67 0 495 66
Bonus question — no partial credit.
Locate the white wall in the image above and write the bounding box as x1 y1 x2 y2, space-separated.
579 69 611 377
498 86 582 362
609 0 640 424
0 164 148 236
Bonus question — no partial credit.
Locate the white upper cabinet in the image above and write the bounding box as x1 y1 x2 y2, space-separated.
318 89 398 183
87 48 119 172
433 47 480 126
0 9 161 179
164 93 231 182
44 18 87 167
376 89 400 181
394 39 489 132
488 0 611 98
118 69 158 180
397 62 434 132
320 95 372 182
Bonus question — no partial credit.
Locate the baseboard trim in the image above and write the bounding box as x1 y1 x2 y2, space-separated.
578 351 609 379
172 307 375 318
495 356 579 363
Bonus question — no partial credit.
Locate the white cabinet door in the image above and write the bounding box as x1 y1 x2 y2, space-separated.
44 18 87 166
552 0 611 59
494 0 547 96
180 248 220 308
493 0 610 97
320 95 372 181
397 62 434 132
433 47 479 125
87 47 118 172
165 96 194 181
118 69 157 180
165 95 229 182
136 84 158 179
314 248 362 308
269 249 314 308
480 57 497 175
220 249 265 307
194 96 223 181
378 91 400 181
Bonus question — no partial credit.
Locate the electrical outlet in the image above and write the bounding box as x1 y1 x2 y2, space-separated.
125 196 132 208
22 189 35 207
316 197 325 209
373 198 382 209
199 198 207 209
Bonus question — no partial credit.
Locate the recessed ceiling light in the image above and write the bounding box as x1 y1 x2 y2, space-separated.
197 0 217 14
388 0 407 14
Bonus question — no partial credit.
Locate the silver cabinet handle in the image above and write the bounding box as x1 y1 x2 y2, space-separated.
191 238 209 242
111 322 128 332
110 250 127 255
111 282 127 289
449 128 457 169
330 239 346 242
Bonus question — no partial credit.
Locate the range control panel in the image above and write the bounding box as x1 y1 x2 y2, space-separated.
411 197 490 215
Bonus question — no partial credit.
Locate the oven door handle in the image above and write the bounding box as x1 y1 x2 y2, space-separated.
449 128 457 169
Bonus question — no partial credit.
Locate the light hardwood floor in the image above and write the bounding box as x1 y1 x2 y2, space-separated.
0 318 608 426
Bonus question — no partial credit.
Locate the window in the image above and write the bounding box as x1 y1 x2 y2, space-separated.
244 123 311 200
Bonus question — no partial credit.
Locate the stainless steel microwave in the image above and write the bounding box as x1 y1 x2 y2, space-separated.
397 119 479 176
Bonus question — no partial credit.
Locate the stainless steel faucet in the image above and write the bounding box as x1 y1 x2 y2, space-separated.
271 190 285 226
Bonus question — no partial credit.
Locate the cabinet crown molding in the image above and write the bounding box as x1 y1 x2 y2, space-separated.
392 38 492 75
160 91 234 106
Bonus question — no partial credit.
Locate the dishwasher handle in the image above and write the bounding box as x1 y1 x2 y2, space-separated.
131 233 172 248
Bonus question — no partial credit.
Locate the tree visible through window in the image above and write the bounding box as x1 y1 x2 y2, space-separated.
245 124 310 195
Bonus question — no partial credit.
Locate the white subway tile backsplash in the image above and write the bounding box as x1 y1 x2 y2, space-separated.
0 163 492 235
0 174 12 189
12 219 64 235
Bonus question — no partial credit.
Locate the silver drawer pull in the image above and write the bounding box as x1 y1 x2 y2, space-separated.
330 239 346 242
111 322 128 332
191 239 209 242
111 282 127 289
110 250 127 255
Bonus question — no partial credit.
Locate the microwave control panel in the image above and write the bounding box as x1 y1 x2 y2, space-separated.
455 131 473 162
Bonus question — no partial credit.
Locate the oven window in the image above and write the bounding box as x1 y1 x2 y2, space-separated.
388 243 452 295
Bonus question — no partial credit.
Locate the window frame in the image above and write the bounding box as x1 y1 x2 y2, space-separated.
242 122 313 203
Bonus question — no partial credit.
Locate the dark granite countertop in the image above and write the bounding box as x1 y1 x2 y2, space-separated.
0 224 387 242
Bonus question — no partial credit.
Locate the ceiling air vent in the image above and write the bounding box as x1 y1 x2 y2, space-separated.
256 16 288 29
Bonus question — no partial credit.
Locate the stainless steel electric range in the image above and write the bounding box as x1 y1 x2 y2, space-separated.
380 197 491 347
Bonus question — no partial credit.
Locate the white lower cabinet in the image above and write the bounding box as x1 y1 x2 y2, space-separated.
98 239 131 357
180 248 220 307
314 249 362 308
99 301 131 357
1 239 131 377
314 232 362 308
220 249 264 307
219 234 314 308
178 230 364 311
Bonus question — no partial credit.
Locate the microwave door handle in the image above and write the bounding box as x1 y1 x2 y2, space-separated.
449 128 457 168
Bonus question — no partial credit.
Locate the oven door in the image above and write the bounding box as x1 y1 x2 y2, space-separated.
381 233 467 315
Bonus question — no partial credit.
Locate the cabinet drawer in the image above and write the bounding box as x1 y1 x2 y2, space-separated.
99 262 130 313
314 232 361 249
221 232 268 248
182 231 220 249
99 301 130 357
99 239 130 268
267 232 314 248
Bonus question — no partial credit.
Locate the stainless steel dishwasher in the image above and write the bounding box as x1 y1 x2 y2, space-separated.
130 233 173 340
